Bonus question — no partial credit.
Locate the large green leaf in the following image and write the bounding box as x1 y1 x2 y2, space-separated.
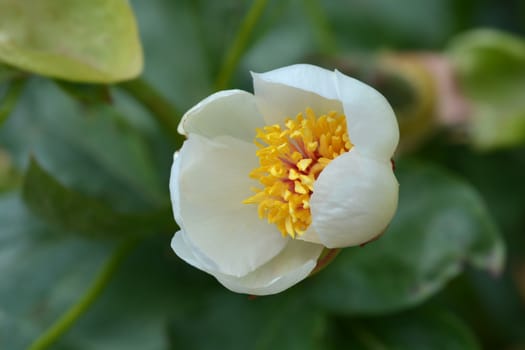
0 78 166 211
0 192 114 349
421 144 525 345
331 309 481 350
449 29 525 149
0 0 143 83
23 158 175 239
305 161 505 314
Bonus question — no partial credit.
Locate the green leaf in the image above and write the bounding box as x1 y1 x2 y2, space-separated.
332 309 481 350
167 292 326 350
448 29 525 149
0 0 143 83
0 63 25 82
23 158 175 239
0 192 114 349
306 161 505 315
0 148 21 192
0 78 166 211
0 77 26 127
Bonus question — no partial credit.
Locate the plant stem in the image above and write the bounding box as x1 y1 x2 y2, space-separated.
0 78 27 127
119 78 183 145
302 0 337 54
27 239 137 350
215 0 269 90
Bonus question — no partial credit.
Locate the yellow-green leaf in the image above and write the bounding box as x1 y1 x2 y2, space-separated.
0 0 143 83
448 29 525 150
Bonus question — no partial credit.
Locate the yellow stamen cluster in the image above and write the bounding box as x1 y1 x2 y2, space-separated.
243 108 352 238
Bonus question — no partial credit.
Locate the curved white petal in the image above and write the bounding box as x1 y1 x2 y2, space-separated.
169 151 184 229
310 149 398 248
215 240 323 295
173 231 323 296
175 134 287 277
296 226 322 245
252 64 343 125
177 89 264 142
171 230 220 273
334 70 399 161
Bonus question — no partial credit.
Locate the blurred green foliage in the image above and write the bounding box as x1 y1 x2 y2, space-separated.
1 0 525 349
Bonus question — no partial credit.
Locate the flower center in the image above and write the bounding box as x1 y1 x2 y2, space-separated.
243 108 353 238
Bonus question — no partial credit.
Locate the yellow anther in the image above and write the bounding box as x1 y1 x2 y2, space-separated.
307 142 318 152
244 108 352 238
297 158 313 171
294 181 308 194
270 165 283 177
289 168 300 180
299 174 315 191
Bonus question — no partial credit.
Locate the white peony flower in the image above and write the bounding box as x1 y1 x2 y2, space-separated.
170 64 399 295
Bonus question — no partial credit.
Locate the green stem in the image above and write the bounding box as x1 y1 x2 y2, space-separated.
27 239 137 350
302 0 337 54
215 0 269 90
119 78 182 145
0 78 27 127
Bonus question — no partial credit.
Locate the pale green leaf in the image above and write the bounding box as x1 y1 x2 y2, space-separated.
0 0 143 83
449 29 525 149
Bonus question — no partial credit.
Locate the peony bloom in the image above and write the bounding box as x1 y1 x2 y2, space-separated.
170 64 399 295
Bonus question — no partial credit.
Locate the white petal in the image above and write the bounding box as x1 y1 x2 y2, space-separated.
171 230 219 273
334 70 399 161
310 149 398 248
173 231 323 296
175 134 287 277
252 64 343 125
296 226 322 245
215 240 323 295
177 89 264 142
169 151 184 229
